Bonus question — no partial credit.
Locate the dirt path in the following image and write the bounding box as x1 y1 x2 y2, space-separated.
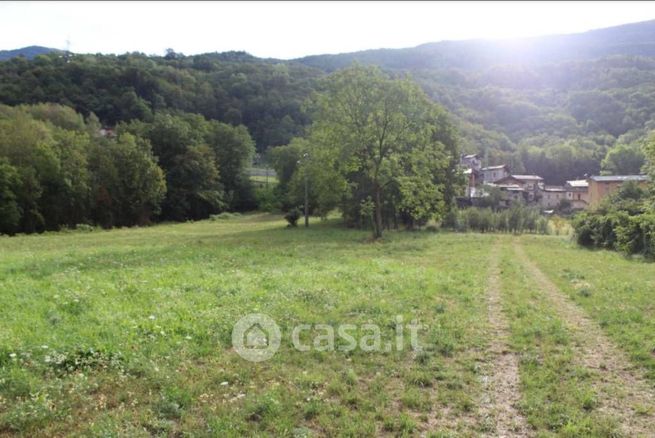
479 242 531 437
514 240 655 437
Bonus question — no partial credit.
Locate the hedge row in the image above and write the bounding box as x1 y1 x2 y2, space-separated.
573 212 655 258
443 206 549 234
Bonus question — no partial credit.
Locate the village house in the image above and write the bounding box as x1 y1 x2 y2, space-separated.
460 154 482 171
540 186 567 209
493 174 544 202
480 164 510 184
564 179 589 210
587 175 650 207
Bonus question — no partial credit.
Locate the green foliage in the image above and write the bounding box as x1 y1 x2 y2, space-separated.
284 207 301 227
88 133 166 228
0 157 21 234
601 143 646 175
573 181 655 258
302 65 459 237
445 206 548 235
0 52 319 150
120 112 256 215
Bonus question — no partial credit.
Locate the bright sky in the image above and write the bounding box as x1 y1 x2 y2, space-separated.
2 1 655 59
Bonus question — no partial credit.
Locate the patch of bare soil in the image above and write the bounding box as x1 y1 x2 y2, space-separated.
479 242 531 437
514 241 655 437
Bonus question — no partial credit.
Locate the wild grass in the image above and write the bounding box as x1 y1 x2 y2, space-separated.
498 242 622 436
520 235 655 383
0 214 495 436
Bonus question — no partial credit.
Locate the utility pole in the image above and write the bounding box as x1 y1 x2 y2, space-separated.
298 153 310 227
304 167 309 227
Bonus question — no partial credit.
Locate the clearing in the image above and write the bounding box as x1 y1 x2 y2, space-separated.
1 215 654 437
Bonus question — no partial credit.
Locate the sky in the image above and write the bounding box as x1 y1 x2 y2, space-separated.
2 1 655 59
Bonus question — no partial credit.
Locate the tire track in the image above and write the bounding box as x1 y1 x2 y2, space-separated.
514 240 655 437
480 241 531 437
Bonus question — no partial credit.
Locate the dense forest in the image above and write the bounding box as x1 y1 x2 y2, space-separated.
2 20 655 233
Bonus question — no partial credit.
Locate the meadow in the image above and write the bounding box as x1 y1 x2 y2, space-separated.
1 215 654 437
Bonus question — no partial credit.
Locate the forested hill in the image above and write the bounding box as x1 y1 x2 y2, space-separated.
2 20 655 184
296 19 655 183
0 46 60 61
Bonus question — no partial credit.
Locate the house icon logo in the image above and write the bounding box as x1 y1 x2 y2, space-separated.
232 313 281 362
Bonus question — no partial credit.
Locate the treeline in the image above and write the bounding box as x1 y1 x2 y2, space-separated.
573 138 655 258
0 103 254 234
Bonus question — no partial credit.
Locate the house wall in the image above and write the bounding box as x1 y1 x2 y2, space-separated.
541 191 566 208
482 168 509 183
588 180 649 207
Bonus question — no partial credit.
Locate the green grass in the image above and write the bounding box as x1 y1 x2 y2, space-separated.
498 241 621 437
1 218 653 436
250 175 279 187
0 214 496 436
520 235 655 383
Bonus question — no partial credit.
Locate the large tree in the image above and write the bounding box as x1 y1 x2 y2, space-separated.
305 65 459 237
601 143 646 175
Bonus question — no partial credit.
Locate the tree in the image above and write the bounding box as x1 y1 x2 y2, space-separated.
89 133 166 227
205 121 256 210
601 143 646 175
164 145 224 221
0 157 21 234
305 65 458 237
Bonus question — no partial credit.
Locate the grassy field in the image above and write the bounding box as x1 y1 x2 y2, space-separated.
1 215 654 436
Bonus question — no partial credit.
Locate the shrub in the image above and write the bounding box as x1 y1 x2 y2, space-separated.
284 208 301 227
444 206 548 235
254 186 281 212
615 213 655 258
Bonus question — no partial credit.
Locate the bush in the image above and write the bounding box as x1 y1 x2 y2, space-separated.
573 211 655 258
284 208 301 227
75 223 95 232
615 213 655 258
444 206 549 235
254 186 281 212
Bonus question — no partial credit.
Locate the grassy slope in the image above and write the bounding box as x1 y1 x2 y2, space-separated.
520 236 655 383
0 215 495 436
498 241 621 437
2 220 654 437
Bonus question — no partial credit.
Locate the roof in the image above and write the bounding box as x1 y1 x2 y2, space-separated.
481 165 507 171
510 174 544 181
543 186 566 192
462 154 479 159
589 175 650 183
566 179 589 188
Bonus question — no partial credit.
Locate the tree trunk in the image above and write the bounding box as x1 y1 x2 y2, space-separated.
373 182 383 239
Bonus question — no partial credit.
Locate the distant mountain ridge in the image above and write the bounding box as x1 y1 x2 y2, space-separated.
294 19 655 71
0 46 60 61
